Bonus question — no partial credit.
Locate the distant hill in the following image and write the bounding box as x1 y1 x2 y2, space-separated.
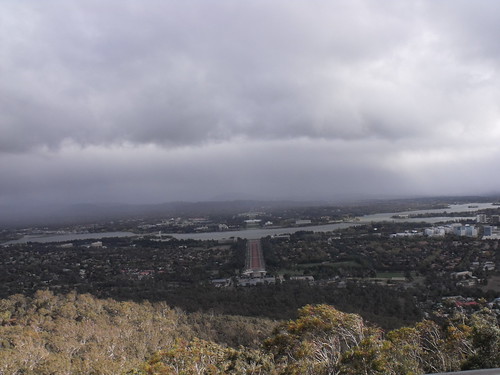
1 194 499 228
0 200 326 228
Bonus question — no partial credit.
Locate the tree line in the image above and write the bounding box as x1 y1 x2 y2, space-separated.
1 291 498 374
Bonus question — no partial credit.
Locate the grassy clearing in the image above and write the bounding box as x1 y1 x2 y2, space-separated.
297 261 361 269
278 269 306 276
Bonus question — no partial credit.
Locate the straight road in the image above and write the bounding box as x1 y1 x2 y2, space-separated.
244 239 265 274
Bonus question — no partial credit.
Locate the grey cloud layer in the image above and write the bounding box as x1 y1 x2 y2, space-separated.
0 140 425 204
1 0 500 205
0 138 495 206
2 0 498 153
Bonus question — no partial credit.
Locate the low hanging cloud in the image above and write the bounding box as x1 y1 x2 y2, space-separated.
1 0 500 206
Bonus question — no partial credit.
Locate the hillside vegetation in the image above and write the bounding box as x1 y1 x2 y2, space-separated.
0 291 499 375
0 291 275 374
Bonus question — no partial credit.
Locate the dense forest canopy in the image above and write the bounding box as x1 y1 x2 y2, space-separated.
0 291 499 374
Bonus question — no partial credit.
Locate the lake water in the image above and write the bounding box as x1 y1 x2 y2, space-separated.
3 202 497 244
166 202 498 240
359 202 497 222
2 231 137 245
168 222 357 241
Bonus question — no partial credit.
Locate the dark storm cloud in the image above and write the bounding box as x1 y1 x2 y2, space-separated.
1 0 500 206
0 0 431 152
0 140 408 204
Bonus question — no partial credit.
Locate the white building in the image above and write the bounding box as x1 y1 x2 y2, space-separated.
295 219 312 225
477 214 488 223
424 227 446 237
452 224 477 237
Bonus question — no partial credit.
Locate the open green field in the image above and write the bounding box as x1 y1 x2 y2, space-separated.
278 261 364 277
297 261 362 269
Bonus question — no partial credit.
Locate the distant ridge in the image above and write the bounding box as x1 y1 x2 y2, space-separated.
0 199 326 228
1 195 499 228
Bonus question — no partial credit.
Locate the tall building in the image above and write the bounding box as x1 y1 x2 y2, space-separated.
477 214 488 223
465 225 477 237
453 224 477 237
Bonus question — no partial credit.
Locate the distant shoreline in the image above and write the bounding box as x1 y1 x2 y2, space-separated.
3 202 497 244
2 231 137 245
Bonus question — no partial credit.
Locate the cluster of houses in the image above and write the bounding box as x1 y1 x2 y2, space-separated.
451 271 482 287
432 295 500 317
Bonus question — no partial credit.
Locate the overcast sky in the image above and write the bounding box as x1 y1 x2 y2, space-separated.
1 0 500 207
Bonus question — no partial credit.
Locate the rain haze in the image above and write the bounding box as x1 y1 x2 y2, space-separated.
1 0 500 211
